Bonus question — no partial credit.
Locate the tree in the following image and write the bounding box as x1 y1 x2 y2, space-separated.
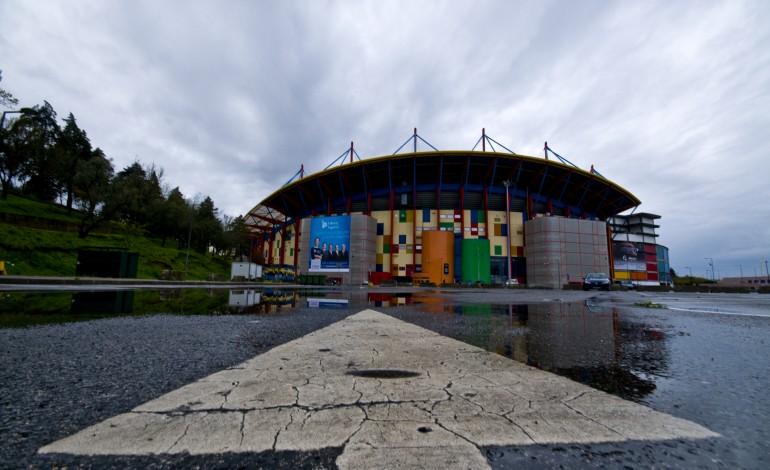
55 113 92 214
74 148 115 238
0 70 18 108
110 162 167 228
0 115 28 199
147 185 187 247
192 196 223 253
223 215 254 259
18 102 61 201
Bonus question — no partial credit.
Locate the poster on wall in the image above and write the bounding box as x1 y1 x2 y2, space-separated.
309 216 350 272
613 241 645 271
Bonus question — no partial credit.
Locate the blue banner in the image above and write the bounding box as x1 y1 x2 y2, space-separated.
309 216 350 272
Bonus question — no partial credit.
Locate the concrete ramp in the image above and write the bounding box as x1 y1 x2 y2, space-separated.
40 310 718 469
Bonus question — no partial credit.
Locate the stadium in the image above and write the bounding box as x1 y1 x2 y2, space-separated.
245 130 671 287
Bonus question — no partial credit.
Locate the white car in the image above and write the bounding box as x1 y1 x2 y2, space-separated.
505 278 519 286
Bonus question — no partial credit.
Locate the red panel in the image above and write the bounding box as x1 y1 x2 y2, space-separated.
647 272 659 281
646 263 658 272
644 244 656 254
645 253 657 262
369 272 392 285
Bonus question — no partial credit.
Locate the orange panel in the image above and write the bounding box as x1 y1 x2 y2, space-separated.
422 230 454 285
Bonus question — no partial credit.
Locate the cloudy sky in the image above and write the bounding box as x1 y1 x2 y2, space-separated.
2 0 768 278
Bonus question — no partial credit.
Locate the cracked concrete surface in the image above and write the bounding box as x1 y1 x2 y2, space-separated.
39 309 718 469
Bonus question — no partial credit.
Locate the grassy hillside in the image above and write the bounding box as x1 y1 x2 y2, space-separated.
0 195 231 280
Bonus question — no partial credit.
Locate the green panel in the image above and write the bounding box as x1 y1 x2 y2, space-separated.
399 210 407 223
477 210 485 223
460 239 491 283
494 245 502 255
383 243 390 254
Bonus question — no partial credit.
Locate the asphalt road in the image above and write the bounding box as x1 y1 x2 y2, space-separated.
0 288 768 469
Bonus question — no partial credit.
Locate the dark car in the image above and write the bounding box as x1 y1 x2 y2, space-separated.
583 272 611 291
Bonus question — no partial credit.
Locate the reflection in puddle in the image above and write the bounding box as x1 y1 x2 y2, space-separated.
71 291 135 315
0 288 668 402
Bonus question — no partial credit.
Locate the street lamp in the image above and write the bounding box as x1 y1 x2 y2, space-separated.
184 202 197 279
734 265 743 281
503 180 512 285
705 257 715 281
685 266 692 277
0 110 22 130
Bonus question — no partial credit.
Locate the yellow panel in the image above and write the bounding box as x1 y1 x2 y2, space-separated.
614 271 630 279
406 210 414 222
376 253 384 264
372 211 391 234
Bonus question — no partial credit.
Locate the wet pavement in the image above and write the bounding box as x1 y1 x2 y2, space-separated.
0 286 768 468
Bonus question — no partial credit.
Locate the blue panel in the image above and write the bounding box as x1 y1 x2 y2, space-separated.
377 223 384 235
423 209 431 222
454 233 462 281
501 224 508 237
399 234 407 244
376 264 383 272
470 210 478 223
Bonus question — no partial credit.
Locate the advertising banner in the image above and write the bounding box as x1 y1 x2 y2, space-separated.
309 216 350 272
613 241 645 271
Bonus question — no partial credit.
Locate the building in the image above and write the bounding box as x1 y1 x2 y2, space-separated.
245 132 646 287
607 212 672 286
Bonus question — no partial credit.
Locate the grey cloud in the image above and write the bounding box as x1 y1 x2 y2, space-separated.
1 0 768 273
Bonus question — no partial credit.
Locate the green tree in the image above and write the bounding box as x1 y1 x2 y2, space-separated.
18 102 61 202
192 196 223 253
55 113 92 214
74 148 115 238
147 185 186 247
223 215 254 259
0 70 18 108
110 162 166 228
0 115 28 199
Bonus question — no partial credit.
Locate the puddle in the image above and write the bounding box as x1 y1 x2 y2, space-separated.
0 288 671 402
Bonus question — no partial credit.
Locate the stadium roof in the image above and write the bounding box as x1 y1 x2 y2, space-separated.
245 148 641 235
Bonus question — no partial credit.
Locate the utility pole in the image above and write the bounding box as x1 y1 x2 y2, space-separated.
503 180 512 285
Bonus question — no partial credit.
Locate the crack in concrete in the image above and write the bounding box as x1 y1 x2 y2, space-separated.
218 381 239 410
432 417 482 450
563 400 626 439
237 412 245 448
165 412 206 453
501 411 537 443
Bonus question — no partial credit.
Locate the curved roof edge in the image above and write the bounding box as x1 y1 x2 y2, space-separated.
246 150 641 233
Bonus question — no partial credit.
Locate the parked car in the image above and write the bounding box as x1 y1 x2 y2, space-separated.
615 279 635 290
583 272 611 291
505 278 519 286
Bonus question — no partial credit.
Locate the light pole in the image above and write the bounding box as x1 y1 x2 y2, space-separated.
503 180 512 285
0 110 24 130
735 265 743 282
184 203 196 280
705 257 715 281
685 266 692 277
